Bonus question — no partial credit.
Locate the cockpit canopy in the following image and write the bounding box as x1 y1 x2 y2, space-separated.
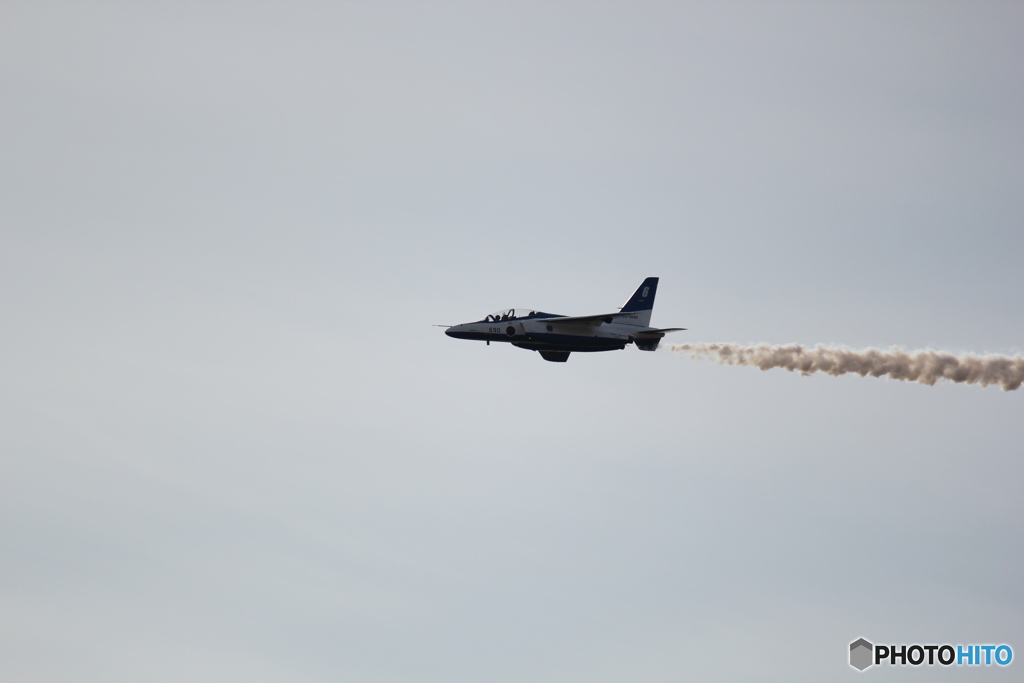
482 308 550 322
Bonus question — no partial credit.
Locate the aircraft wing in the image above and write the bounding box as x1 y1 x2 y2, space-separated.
543 312 637 326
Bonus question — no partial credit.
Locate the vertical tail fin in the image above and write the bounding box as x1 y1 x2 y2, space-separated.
619 277 658 327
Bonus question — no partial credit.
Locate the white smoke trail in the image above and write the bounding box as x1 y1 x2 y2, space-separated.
666 343 1024 391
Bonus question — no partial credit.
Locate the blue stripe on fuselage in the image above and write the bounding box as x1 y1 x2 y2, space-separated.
446 327 627 352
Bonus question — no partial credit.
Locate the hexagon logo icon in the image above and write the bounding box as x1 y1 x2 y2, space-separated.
850 638 873 671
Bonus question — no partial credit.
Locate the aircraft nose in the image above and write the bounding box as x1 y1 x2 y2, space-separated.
445 325 465 339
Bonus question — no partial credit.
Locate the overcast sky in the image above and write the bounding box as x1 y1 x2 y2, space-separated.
2 2 1022 681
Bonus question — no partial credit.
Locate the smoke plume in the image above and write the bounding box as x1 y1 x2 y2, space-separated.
666 343 1024 391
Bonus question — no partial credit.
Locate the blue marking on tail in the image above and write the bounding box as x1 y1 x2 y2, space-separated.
620 277 659 312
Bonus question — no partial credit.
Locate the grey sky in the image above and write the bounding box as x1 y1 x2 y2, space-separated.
2 2 1022 681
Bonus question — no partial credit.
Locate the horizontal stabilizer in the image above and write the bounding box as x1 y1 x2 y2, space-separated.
633 327 686 336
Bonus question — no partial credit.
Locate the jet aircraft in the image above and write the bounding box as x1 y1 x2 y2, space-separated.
444 277 684 362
